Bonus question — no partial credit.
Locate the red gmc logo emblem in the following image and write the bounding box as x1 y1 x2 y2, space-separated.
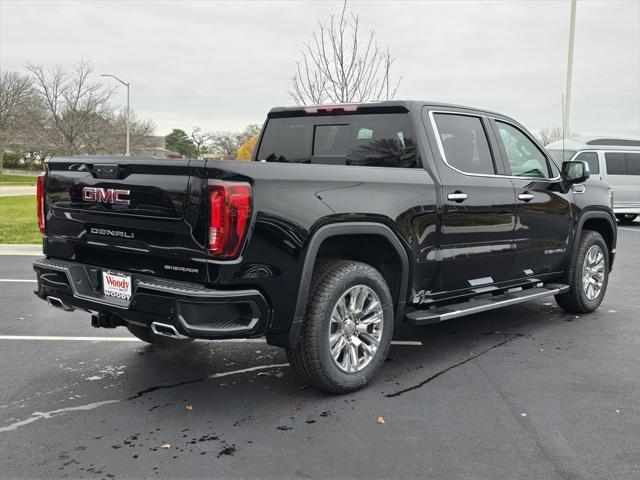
82 187 130 206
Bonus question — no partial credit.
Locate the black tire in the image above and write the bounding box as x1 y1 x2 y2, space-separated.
555 230 609 313
285 348 312 387
126 324 194 348
615 214 637 225
287 260 394 394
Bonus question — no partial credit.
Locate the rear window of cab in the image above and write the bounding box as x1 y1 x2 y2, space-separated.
255 114 419 168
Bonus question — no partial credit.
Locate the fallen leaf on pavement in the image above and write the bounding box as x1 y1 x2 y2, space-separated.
377 416 385 424
186 405 193 411
160 442 171 449
520 412 527 417
292 403 302 411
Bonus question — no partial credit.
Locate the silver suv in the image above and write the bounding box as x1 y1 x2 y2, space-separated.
547 137 640 224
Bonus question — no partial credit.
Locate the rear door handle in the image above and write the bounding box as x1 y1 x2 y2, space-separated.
518 192 535 202
447 192 468 202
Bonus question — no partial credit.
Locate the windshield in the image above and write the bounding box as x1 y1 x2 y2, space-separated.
547 149 577 163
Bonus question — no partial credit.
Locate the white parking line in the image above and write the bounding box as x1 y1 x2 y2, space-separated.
0 279 37 282
0 335 140 342
0 335 422 345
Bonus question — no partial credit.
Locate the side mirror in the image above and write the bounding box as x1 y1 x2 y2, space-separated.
562 160 590 184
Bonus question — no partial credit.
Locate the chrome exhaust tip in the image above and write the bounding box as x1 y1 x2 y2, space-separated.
151 321 187 340
47 296 74 311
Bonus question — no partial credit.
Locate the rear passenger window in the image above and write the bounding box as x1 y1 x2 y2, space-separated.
496 121 551 178
575 151 600 174
256 113 418 168
432 113 495 175
605 152 640 175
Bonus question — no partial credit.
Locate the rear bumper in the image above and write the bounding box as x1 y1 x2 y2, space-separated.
33 257 270 339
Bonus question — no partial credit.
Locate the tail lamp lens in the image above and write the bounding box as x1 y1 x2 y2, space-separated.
208 182 251 258
37 173 45 234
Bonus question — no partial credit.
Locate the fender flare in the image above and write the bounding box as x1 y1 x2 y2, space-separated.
566 211 617 280
266 222 410 349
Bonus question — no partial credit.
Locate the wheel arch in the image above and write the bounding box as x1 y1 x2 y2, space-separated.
266 222 410 349
566 211 617 282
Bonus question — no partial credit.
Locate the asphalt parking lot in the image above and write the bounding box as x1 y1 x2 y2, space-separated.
1 225 639 479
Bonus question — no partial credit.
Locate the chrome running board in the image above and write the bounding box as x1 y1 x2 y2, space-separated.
405 283 569 325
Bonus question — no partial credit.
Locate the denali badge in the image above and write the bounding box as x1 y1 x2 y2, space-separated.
82 187 130 205
90 227 134 239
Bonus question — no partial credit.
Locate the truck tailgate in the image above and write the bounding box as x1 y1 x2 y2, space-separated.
44 157 208 283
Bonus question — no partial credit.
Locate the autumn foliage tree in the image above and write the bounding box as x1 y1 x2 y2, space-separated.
236 133 259 161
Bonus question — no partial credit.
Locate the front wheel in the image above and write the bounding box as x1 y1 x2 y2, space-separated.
615 214 637 225
287 260 394 394
555 230 609 313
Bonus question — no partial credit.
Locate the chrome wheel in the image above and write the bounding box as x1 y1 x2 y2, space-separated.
582 245 605 301
328 285 384 373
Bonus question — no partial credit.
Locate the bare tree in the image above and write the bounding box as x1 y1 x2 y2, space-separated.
27 58 114 155
0 71 33 171
111 110 156 155
207 125 262 160
190 127 210 159
537 127 564 146
289 0 400 105
238 124 261 144
208 131 241 159
84 109 156 155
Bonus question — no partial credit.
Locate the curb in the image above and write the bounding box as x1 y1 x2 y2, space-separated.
0 244 43 256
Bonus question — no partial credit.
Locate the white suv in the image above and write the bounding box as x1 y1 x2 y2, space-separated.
547 137 640 224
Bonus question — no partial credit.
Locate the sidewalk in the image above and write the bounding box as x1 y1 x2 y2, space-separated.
0 244 42 255
2 170 40 177
0 185 36 197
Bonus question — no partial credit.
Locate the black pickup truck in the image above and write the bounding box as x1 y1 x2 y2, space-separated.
34 101 617 393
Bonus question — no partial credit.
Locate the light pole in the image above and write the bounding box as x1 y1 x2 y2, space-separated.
101 73 130 156
564 0 577 139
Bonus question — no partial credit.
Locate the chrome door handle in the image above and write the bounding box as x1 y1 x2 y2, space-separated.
518 193 535 202
447 192 468 202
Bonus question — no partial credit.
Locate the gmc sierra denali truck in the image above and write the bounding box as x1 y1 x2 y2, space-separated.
33 101 617 393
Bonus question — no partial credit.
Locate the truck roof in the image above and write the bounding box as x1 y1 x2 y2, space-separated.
268 100 508 119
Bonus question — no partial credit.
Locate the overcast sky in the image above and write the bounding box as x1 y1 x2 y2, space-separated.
2 0 639 137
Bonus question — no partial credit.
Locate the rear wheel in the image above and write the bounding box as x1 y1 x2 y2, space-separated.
126 324 193 348
555 230 609 313
287 260 393 394
615 214 637 225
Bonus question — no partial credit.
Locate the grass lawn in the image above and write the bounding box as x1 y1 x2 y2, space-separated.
0 195 41 243
0 174 38 185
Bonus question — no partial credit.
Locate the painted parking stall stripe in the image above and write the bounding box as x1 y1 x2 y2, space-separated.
0 335 422 345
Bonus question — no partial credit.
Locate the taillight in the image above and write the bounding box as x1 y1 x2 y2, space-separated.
208 182 252 258
36 173 45 234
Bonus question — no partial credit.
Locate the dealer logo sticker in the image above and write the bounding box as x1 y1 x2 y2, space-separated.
102 271 132 300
